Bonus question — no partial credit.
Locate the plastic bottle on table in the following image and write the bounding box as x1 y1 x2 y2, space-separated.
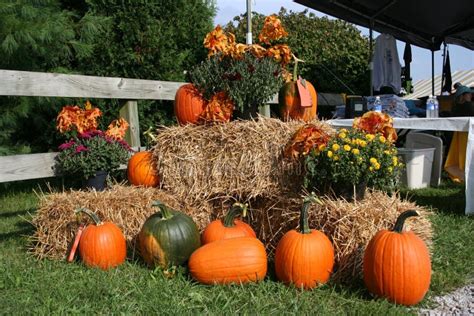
426 95 435 118
373 96 382 113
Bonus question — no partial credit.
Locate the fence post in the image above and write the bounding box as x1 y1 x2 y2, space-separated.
120 100 140 148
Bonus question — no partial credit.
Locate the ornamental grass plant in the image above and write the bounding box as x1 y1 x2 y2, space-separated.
55 101 132 179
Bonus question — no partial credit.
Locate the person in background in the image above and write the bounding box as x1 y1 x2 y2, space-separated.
451 84 474 116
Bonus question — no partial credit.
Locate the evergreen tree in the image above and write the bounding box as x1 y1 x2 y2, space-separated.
0 0 215 154
0 0 101 154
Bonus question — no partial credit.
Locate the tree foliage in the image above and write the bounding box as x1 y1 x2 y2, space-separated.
224 9 371 95
0 0 215 154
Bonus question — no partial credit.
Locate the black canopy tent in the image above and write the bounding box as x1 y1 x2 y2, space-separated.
294 0 474 95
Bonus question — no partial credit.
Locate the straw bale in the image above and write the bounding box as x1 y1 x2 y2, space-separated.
152 117 334 202
30 185 215 260
31 186 432 283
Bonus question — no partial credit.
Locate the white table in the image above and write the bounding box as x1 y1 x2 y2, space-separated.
328 117 474 215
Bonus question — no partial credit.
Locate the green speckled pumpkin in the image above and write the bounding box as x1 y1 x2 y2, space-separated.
138 201 201 268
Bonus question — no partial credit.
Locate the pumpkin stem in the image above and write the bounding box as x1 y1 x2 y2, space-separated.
143 127 157 149
152 200 174 219
291 53 305 82
223 203 248 227
300 193 323 234
75 207 103 226
392 210 419 233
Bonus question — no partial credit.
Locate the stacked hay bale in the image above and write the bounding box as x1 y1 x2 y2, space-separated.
31 117 433 283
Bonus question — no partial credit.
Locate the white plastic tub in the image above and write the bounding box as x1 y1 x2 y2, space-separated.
397 147 435 189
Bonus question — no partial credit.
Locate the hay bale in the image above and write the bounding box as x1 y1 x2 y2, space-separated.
30 185 215 260
247 190 433 282
152 117 334 202
31 186 432 283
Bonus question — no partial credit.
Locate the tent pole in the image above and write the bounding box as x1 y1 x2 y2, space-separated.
246 0 252 45
431 37 435 96
369 21 374 96
431 49 435 96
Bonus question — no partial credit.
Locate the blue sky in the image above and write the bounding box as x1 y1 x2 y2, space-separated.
214 0 474 84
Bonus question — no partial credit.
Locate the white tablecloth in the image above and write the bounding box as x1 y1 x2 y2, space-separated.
328 117 474 215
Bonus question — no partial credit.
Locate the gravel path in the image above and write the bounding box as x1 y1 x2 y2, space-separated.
419 283 474 316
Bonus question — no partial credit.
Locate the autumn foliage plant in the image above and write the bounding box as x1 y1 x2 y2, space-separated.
188 15 292 119
55 101 132 179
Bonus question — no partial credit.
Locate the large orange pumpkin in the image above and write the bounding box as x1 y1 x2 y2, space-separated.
279 58 317 122
201 203 256 244
174 83 206 125
127 151 159 187
76 208 126 270
188 237 267 285
274 195 334 289
363 210 431 306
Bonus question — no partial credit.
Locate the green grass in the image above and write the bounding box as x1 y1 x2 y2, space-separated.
0 181 473 314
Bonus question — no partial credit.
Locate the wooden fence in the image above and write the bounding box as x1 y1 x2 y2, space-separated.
0 69 342 183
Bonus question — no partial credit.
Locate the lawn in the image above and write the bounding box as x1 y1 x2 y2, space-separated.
0 180 472 314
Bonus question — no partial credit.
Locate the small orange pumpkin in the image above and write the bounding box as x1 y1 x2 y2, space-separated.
189 237 267 285
76 208 126 270
363 210 431 306
279 58 317 122
201 203 256 244
274 195 334 289
174 83 206 125
127 151 159 187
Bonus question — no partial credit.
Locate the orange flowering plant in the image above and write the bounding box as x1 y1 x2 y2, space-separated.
286 113 402 195
189 15 292 118
55 101 133 179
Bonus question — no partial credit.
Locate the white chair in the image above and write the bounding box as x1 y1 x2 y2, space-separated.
405 132 443 186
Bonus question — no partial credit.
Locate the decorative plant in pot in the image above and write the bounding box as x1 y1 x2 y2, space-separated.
286 111 402 201
187 15 293 120
55 101 133 190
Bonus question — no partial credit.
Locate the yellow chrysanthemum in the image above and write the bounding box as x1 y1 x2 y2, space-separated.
393 156 399 166
332 144 340 151
327 150 333 158
352 148 360 155
374 162 381 170
379 135 386 143
369 157 378 164
359 140 367 147
340 128 348 133
384 150 390 155
343 144 351 151
318 144 326 151
365 134 375 141
333 155 339 161
338 132 347 139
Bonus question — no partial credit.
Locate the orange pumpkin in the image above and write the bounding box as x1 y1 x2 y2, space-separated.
274 195 334 289
279 58 317 122
127 151 159 187
201 203 256 244
189 237 267 285
279 79 317 122
174 83 206 125
363 210 431 306
76 208 126 270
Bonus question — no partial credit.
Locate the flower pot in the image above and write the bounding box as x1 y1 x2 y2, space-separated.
83 170 108 191
330 181 366 202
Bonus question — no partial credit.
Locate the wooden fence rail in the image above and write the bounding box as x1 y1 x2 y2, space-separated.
0 69 339 183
